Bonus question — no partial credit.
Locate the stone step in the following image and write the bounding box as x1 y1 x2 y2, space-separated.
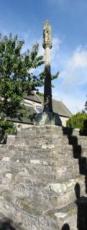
69 137 87 147
1 144 87 159
17 131 63 138
69 145 87 158
14 135 69 144
0 142 73 150
0 200 78 230
1 144 87 162
12 137 87 155
0 199 60 230
17 127 63 138
52 204 77 230
8 154 79 166
78 142 87 149
0 156 79 170
0 145 74 160
63 133 87 145
0 175 85 216
5 142 73 151
20 125 63 132
6 127 87 144
0 146 74 160
0 159 80 182
81 147 87 157
0 150 74 166
77 136 87 140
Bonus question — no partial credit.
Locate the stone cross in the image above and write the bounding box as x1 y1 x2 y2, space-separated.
43 21 53 112
35 21 61 125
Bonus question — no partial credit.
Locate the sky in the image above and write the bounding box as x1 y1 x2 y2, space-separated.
0 0 87 113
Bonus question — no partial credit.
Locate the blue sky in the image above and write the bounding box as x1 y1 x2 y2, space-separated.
0 0 87 113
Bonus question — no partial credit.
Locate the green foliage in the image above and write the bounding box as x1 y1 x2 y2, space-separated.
67 113 87 130
0 119 17 134
21 43 44 94
84 100 87 112
0 34 43 117
38 71 59 88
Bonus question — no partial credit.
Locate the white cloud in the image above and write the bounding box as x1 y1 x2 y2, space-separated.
60 47 87 89
51 37 62 70
52 46 87 113
70 48 87 68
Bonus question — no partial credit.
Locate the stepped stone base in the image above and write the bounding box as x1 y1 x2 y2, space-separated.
34 112 62 126
0 125 87 229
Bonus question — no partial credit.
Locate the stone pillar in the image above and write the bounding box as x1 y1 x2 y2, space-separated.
43 21 52 113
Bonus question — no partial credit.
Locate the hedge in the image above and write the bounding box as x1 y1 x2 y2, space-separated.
67 113 87 132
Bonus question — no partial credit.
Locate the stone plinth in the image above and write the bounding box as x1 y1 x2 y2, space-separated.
34 112 62 126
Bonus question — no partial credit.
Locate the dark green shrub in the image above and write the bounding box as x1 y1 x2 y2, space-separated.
0 119 17 134
67 113 87 131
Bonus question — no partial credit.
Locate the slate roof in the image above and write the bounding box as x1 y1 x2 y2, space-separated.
52 99 72 118
24 94 42 104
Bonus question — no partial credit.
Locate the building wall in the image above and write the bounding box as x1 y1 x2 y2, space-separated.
23 99 43 113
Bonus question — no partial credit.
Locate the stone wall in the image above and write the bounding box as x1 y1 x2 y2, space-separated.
60 116 69 127
0 125 87 230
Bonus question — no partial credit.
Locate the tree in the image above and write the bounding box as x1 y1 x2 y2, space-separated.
81 97 87 114
0 34 43 117
84 100 87 112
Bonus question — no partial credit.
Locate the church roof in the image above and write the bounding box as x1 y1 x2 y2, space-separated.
24 94 42 104
52 99 72 118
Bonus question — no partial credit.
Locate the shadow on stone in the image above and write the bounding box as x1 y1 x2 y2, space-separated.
0 218 16 230
62 126 87 229
62 127 87 176
0 127 7 144
75 183 81 199
80 119 87 136
75 183 87 230
61 223 70 230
